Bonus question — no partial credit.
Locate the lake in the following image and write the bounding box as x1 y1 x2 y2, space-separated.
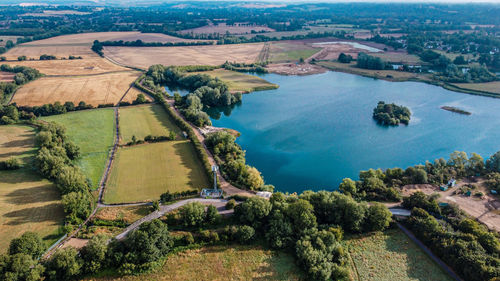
209 71 500 194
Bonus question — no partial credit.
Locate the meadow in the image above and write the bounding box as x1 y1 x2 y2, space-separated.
90 244 303 281
104 141 210 204
450 81 500 95
41 108 115 189
11 71 142 106
0 125 64 253
345 229 453 281
269 42 321 63
103 43 264 69
191 69 279 93
119 104 182 143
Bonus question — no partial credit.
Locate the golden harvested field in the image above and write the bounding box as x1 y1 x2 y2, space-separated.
0 36 20 46
94 205 151 224
11 71 142 106
180 23 274 35
451 81 500 95
21 31 199 46
0 125 64 253
90 244 303 281
3 45 96 60
103 43 264 69
0 71 15 82
2 58 128 75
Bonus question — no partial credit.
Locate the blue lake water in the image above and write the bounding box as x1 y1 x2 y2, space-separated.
208 71 500 194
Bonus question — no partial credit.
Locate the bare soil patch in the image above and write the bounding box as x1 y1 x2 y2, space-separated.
180 23 274 35
62 238 88 250
11 71 142 106
3 58 128 76
0 71 15 82
103 43 264 69
267 62 326 75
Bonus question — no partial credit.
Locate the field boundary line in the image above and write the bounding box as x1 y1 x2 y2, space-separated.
396 222 464 281
346 248 361 281
45 70 137 78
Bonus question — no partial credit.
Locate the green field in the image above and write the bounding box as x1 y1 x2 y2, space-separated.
268 42 321 63
103 141 210 204
345 228 453 281
119 104 182 143
0 125 65 253
41 108 115 189
193 69 278 93
91 244 303 281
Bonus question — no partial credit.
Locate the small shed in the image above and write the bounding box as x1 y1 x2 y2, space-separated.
491 190 498 195
448 179 457 187
440 185 448 191
465 190 472 197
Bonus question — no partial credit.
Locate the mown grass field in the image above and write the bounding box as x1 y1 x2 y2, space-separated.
91 244 303 281
345 228 453 281
104 141 210 204
192 69 278 93
0 125 65 253
119 104 182 143
451 81 500 95
41 108 115 189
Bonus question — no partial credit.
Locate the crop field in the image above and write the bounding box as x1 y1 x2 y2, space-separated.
2 57 128 75
3 45 96 60
191 69 278 93
180 23 275 35
104 141 210 204
269 42 322 62
41 108 115 189
91 244 303 281
345 229 453 281
11 71 142 106
0 36 20 46
451 81 500 95
103 43 264 69
21 31 199 46
0 71 15 82
0 125 64 253
119 104 182 143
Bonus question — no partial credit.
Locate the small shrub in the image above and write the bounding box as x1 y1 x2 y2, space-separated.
225 199 236 210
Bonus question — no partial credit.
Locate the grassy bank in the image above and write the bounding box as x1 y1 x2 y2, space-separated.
191 69 278 93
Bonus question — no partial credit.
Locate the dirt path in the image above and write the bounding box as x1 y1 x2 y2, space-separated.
397 223 464 281
166 99 253 197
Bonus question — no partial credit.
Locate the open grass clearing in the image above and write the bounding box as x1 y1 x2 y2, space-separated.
191 69 278 93
103 43 264 69
94 205 151 224
119 104 182 144
11 71 142 106
104 141 210 204
371 52 422 64
316 61 426 81
269 41 321 63
2 57 129 76
345 228 453 281
89 244 303 281
0 125 64 253
41 108 115 189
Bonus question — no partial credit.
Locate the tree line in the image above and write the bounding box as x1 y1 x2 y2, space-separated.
205 130 267 191
96 39 213 47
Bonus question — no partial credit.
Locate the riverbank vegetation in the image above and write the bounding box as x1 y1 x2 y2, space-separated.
372 101 411 126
